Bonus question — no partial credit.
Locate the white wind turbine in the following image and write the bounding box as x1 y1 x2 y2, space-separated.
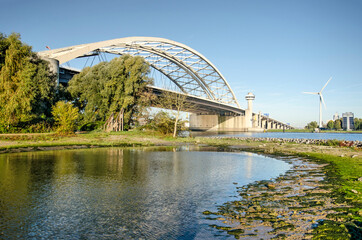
303 77 332 128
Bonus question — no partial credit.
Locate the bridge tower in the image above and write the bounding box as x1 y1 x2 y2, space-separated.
245 92 255 129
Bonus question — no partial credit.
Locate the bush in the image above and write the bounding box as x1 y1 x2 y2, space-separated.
143 111 187 136
325 139 341 146
0 118 54 133
0 124 18 133
305 121 318 130
52 101 79 134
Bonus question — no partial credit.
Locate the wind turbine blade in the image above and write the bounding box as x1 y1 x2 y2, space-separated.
320 77 332 92
320 94 326 109
302 92 318 95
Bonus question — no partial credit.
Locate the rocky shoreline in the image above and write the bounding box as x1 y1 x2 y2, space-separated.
203 155 360 239
210 137 362 148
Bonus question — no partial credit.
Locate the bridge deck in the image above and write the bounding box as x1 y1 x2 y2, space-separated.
148 86 245 115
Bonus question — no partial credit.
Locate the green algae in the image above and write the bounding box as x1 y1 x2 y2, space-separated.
202 151 361 239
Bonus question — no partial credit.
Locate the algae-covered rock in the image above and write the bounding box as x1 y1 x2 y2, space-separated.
266 183 276 190
202 210 214 215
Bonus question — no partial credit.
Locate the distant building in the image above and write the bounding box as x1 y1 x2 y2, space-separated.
333 112 340 121
342 112 354 131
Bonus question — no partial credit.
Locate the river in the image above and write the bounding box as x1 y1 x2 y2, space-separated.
0 146 290 239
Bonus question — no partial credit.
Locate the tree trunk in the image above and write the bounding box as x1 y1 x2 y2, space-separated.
173 111 179 138
104 109 124 132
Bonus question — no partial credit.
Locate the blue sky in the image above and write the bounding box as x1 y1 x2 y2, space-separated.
1 0 361 128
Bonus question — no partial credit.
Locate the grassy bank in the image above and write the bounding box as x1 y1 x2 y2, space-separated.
0 131 192 153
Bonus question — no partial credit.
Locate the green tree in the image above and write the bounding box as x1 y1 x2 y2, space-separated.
0 33 56 129
0 33 11 70
354 118 361 130
156 91 195 137
148 111 187 135
152 111 175 135
334 119 342 130
52 101 79 133
327 120 334 130
68 55 152 130
132 88 157 127
305 121 318 130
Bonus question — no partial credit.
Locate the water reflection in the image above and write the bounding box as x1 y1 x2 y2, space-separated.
245 152 254 179
0 147 290 239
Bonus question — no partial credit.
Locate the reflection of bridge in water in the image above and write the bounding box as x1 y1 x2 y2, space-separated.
38 37 292 131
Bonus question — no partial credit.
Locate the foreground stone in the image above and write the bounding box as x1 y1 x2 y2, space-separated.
210 136 362 148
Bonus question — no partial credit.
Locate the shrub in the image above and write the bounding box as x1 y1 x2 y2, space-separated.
52 101 79 134
325 139 341 146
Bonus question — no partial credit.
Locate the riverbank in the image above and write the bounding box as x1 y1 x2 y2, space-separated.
203 154 361 239
0 131 361 239
0 131 186 153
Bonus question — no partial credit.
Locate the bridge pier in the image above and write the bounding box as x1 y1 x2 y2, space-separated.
189 92 269 132
189 114 249 132
189 113 293 132
189 113 270 132
42 57 59 85
261 119 266 129
267 120 272 130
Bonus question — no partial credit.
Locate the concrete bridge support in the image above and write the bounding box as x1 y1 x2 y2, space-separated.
261 119 267 129
42 57 59 85
267 120 272 130
189 114 249 131
189 113 291 132
189 92 265 132
257 112 262 128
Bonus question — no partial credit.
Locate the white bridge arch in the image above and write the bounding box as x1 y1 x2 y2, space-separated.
38 37 240 108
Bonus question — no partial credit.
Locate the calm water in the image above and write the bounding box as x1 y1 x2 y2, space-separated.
191 131 362 141
0 147 290 239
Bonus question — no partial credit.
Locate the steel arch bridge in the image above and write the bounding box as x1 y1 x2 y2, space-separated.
38 37 240 108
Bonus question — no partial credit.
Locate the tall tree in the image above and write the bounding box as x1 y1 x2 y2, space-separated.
354 118 361 130
305 121 318 130
68 55 152 130
0 33 56 128
327 120 334 130
334 119 342 130
0 33 11 70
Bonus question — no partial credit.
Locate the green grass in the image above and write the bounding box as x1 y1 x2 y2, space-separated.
297 152 362 204
0 130 199 153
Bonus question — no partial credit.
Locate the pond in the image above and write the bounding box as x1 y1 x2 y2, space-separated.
0 146 290 239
